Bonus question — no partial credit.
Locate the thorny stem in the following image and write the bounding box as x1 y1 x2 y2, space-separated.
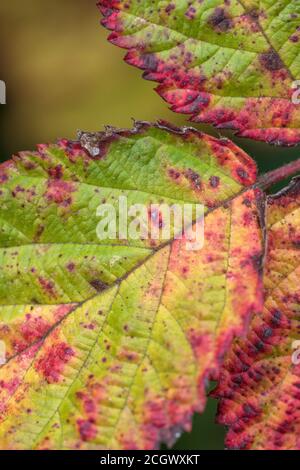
256 158 300 191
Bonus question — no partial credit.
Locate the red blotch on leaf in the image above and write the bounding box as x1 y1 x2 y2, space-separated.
77 419 97 442
38 277 58 299
35 342 75 383
45 180 76 206
21 315 51 344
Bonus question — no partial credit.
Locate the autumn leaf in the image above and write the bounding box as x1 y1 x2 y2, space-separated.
213 177 300 450
0 122 264 449
98 0 300 145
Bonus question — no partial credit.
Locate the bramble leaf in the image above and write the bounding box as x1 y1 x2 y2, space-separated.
214 177 300 450
0 123 264 449
98 1 300 145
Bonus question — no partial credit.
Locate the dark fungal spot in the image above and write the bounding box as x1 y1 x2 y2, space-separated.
185 168 202 190
209 175 220 188
165 3 175 15
185 6 196 20
243 404 259 418
259 50 285 71
0 173 8 184
168 168 181 180
142 53 159 72
48 164 63 179
254 340 265 353
77 419 97 442
38 277 57 298
242 198 252 208
208 7 233 32
236 167 250 183
248 8 260 20
66 262 76 272
251 252 263 272
89 279 108 292
271 310 282 326
101 7 114 18
188 94 210 114
263 327 273 339
233 375 243 385
272 366 281 375
14 185 25 193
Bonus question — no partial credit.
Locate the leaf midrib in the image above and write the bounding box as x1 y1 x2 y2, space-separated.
0 178 259 312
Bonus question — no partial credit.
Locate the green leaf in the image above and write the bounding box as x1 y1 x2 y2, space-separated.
98 1 300 145
0 122 264 449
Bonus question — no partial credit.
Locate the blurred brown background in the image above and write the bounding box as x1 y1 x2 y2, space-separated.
0 0 299 450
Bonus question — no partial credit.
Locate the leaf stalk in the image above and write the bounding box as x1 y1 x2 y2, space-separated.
256 158 300 190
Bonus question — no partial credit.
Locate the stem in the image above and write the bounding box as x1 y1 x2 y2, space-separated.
256 158 300 190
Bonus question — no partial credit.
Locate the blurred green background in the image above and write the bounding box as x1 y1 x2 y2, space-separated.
0 0 299 450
